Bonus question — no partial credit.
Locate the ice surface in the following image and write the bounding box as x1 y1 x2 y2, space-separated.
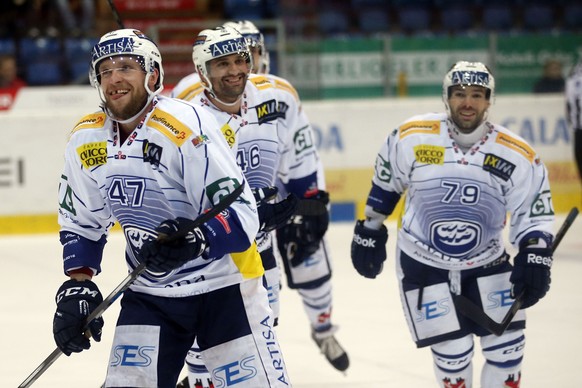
3 214 580 387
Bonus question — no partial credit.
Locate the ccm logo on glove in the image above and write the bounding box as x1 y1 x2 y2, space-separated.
56 286 101 303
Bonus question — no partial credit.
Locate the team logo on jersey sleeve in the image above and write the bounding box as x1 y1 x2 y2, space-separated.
293 127 314 154
375 154 392 183
530 190 554 217
255 99 288 124
414 145 445 165
206 177 245 205
482 153 515 181
77 141 107 169
430 220 481 257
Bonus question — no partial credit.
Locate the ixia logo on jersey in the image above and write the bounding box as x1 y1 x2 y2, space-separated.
255 99 288 124
76 141 107 168
482 153 515 181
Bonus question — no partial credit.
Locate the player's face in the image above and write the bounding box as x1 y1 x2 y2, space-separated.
448 85 490 133
207 53 250 103
97 56 156 120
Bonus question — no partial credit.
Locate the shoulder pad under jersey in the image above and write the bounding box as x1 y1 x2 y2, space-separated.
494 130 536 163
272 77 300 102
248 75 274 90
398 120 441 140
70 112 107 137
146 107 193 147
175 82 204 101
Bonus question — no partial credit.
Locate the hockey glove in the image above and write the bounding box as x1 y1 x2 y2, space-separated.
510 245 552 309
277 190 330 267
53 279 104 356
140 217 208 273
252 186 300 232
351 220 388 279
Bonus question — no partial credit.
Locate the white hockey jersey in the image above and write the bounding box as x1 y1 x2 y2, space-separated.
172 74 321 251
368 112 554 270
172 73 321 192
57 96 262 298
566 62 582 131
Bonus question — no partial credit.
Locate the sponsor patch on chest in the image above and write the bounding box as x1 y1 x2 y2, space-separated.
255 99 288 124
77 141 107 168
414 145 445 165
482 153 515 181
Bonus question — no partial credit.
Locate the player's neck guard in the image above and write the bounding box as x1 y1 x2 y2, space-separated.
448 118 490 151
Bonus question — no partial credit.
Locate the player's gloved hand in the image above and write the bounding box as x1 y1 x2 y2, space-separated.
351 220 388 279
53 279 104 356
140 217 208 273
277 190 329 267
510 245 552 309
252 186 299 232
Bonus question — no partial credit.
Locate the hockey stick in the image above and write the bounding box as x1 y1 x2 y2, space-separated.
18 182 245 388
454 206 579 336
105 0 125 29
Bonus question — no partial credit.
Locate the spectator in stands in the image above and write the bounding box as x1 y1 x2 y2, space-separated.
0 54 26 90
533 59 565 93
53 0 95 37
0 54 26 110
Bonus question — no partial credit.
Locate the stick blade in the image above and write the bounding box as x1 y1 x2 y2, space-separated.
453 295 507 336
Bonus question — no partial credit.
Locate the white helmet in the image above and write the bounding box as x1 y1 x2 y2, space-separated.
89 29 164 122
192 25 252 96
442 61 495 108
90 29 164 93
222 20 269 74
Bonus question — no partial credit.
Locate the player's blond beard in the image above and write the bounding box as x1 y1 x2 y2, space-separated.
105 87 149 121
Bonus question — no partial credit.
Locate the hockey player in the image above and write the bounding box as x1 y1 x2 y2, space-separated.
171 23 349 387
52 28 291 387
565 60 582 186
351 61 554 387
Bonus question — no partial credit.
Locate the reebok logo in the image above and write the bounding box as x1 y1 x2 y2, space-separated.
353 233 376 248
527 253 552 267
